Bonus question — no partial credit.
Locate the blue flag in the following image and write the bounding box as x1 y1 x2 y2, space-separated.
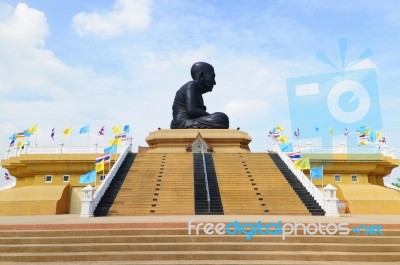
79 170 96 184
310 166 323 179
123 125 130 133
104 145 118 154
79 125 90 134
279 143 293 152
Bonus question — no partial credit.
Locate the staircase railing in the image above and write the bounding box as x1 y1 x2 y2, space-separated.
276 150 326 211
201 145 211 213
91 144 132 213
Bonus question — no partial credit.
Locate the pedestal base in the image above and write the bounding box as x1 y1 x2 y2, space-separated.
145 129 252 153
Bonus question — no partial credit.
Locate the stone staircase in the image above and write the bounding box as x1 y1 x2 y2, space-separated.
108 153 194 215
213 153 317 215
0 223 399 264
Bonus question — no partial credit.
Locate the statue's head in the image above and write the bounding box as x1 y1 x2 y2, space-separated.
191 62 216 92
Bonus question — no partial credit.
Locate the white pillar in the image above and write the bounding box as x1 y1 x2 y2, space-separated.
80 185 95 218
323 184 339 217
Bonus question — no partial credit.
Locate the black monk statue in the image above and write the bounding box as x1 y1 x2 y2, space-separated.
170 62 229 129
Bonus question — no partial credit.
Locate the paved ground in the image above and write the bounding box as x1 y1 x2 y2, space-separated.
0 214 399 228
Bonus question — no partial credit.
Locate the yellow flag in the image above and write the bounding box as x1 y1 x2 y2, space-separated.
277 135 287 143
63 127 72 136
294 157 310 170
17 141 24 149
95 159 104 172
109 137 122 146
275 126 284 132
27 124 38 134
112 126 122 134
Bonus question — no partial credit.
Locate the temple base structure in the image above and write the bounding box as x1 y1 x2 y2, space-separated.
145 129 252 153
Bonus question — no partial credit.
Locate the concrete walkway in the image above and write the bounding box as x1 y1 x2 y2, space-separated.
0 214 399 227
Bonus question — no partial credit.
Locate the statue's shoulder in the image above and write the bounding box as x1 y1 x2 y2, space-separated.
179 81 197 92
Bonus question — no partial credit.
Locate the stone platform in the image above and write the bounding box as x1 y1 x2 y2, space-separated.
145 129 252 153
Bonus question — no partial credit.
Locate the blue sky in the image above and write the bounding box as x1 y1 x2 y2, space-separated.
0 0 399 183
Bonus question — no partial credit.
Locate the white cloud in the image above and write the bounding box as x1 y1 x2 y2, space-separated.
72 0 151 38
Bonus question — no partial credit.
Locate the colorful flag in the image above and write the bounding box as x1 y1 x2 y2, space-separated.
95 159 105 172
96 154 111 164
51 128 55 140
4 172 10 180
379 137 386 143
115 132 127 140
329 127 334 135
79 170 97 184
369 131 377 143
9 133 17 141
17 132 26 138
98 126 105 136
104 145 118 154
288 151 302 161
63 127 72 136
356 126 367 134
123 125 130 133
79 125 90 134
377 131 382 141
112 126 122 134
279 143 293 152
17 141 24 149
109 138 122 146
294 157 310 170
9 139 15 147
294 128 300 138
277 135 287 143
344 128 349 136
27 124 38 135
274 126 284 132
310 166 323 179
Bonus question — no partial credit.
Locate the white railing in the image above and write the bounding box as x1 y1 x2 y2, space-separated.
276 150 326 212
201 145 211 213
293 144 396 158
4 143 127 159
90 144 132 215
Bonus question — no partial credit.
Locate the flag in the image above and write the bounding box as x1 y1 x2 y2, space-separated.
51 128 55 140
274 126 284 132
268 130 281 138
9 139 15 147
115 132 127 140
294 157 310 170
98 126 105 136
95 159 105 172
288 151 302 161
314 126 319 132
4 172 11 180
310 166 323 179
277 135 287 143
112 126 122 134
376 131 382 141
279 143 293 152
79 170 97 184
109 138 122 146
379 137 386 143
23 130 32 137
96 154 111 164
17 141 24 149
369 131 377 143
356 126 367 133
123 125 130 133
9 133 17 141
63 127 72 136
329 127 334 135
79 125 90 134
294 128 300 138
344 128 349 136
104 145 118 154
27 124 38 135
17 132 25 138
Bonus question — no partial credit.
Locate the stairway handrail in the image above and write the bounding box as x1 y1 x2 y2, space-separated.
276 150 326 211
92 144 131 212
201 145 211 212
